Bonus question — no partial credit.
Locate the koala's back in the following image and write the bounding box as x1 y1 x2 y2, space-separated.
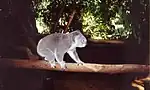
37 33 71 56
37 33 63 50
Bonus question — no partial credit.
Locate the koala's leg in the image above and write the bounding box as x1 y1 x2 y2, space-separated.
44 52 56 68
67 49 84 65
54 52 66 70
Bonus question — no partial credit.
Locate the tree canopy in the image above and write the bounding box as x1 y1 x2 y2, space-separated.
34 0 139 40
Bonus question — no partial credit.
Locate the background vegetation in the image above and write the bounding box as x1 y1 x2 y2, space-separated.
34 0 134 40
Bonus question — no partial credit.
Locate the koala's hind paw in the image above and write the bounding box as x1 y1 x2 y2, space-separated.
46 60 56 68
50 63 56 68
59 61 67 70
60 66 67 71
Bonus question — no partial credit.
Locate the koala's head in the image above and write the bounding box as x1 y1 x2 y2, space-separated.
71 30 87 48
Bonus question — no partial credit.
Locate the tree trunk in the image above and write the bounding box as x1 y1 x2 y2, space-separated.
124 0 149 65
0 0 44 90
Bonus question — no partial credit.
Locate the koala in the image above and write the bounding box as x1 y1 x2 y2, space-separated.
37 30 87 70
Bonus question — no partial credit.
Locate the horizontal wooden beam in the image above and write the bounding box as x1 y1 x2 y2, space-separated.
0 58 149 74
88 39 124 44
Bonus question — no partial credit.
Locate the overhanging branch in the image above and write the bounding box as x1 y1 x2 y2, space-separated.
0 59 149 74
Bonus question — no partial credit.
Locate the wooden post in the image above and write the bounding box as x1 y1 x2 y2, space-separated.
0 58 149 74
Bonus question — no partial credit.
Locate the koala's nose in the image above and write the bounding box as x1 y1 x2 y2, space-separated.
84 40 87 44
85 39 87 44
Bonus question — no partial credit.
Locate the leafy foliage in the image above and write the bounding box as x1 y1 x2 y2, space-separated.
34 0 132 40
82 0 132 40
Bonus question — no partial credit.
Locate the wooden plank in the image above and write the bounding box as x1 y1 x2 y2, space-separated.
0 58 149 74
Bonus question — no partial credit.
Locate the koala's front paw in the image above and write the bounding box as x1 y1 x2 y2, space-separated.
59 61 67 70
77 61 84 66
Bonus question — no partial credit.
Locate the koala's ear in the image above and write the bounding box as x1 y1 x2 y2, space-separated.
75 29 80 32
71 30 79 43
72 30 80 36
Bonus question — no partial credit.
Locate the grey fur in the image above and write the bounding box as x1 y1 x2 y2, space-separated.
37 30 87 69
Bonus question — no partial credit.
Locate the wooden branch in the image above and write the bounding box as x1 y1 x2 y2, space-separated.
0 59 149 74
64 10 76 33
53 4 65 32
